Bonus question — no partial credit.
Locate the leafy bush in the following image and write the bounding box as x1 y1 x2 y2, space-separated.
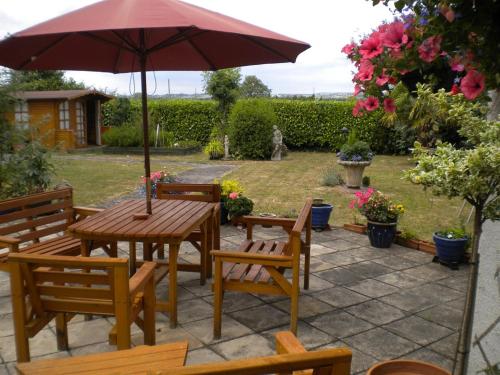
224 195 254 218
175 140 201 149
362 176 371 187
102 97 140 127
228 99 276 160
338 141 373 161
322 168 344 187
217 179 244 197
203 139 224 160
102 125 142 147
435 227 468 239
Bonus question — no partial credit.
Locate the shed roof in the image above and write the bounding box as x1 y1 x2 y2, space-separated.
15 89 113 101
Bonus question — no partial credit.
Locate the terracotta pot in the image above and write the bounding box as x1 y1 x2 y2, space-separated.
337 160 371 188
418 240 436 254
395 236 420 250
366 359 451 375
343 223 367 234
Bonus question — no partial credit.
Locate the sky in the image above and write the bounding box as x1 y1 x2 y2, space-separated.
0 0 395 95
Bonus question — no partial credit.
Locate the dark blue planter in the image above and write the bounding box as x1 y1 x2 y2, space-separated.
311 204 333 230
220 201 229 225
367 221 397 248
433 233 467 264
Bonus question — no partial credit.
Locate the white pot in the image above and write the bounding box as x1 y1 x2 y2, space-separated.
337 160 371 188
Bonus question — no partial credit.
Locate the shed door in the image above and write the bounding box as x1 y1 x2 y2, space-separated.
75 101 86 145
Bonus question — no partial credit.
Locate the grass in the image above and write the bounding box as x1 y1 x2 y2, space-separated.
51 154 189 206
222 152 470 241
51 151 470 240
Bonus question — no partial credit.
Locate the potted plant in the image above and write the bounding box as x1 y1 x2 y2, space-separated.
224 192 254 222
433 227 469 269
217 179 244 224
311 198 333 231
203 139 224 160
350 188 404 248
140 169 178 199
337 130 374 188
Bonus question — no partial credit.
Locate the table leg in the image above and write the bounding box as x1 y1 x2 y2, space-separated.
144 242 153 261
168 242 180 328
200 220 208 284
129 242 136 276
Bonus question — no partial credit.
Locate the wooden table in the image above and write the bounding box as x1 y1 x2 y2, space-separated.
68 199 216 327
16 341 188 374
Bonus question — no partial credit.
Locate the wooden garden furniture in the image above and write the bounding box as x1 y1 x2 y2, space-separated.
68 199 216 328
15 331 352 375
212 199 312 338
8 253 156 363
0 188 115 273
155 183 221 283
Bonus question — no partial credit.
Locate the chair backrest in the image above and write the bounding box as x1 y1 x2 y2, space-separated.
0 188 74 246
286 198 312 256
8 253 129 318
156 183 221 203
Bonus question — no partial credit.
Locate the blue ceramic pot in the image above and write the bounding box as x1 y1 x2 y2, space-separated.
433 233 467 264
311 204 333 230
367 221 397 248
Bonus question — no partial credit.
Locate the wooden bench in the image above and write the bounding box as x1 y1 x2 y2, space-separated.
16 331 352 375
0 188 115 272
213 199 312 338
9 253 156 362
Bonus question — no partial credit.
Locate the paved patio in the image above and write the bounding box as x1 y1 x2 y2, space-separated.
0 225 469 374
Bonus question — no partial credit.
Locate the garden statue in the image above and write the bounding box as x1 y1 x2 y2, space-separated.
224 135 230 159
271 125 283 161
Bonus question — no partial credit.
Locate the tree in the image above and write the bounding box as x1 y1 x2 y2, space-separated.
240 75 271 98
202 68 241 135
404 85 499 374
7 69 85 91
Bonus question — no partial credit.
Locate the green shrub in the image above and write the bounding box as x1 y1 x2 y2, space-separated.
362 176 371 187
102 126 142 147
322 168 344 187
228 99 276 160
102 97 140 127
224 195 254 218
175 140 201 149
338 141 373 161
203 139 224 160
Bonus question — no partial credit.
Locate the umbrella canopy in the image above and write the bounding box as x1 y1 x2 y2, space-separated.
0 0 310 213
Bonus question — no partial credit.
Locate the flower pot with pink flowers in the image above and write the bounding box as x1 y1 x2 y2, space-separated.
224 193 254 222
350 188 405 248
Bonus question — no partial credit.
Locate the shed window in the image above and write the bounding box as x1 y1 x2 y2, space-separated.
14 101 29 129
59 101 70 130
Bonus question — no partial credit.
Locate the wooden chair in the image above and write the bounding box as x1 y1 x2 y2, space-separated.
139 183 220 284
16 331 352 375
213 199 312 338
8 253 156 363
0 188 116 273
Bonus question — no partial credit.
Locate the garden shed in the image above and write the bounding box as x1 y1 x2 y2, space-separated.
9 89 113 150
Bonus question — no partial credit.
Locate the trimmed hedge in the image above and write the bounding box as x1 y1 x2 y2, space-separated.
102 99 388 152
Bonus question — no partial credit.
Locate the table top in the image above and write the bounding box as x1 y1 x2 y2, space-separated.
68 199 215 242
16 341 188 375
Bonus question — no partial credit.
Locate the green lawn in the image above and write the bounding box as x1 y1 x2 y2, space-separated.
51 151 470 240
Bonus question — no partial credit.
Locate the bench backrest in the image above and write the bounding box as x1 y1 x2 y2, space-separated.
165 347 351 375
156 183 221 203
0 189 74 246
8 253 130 318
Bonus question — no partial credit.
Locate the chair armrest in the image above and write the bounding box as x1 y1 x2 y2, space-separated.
74 206 103 216
129 261 156 298
0 235 21 251
211 250 292 265
275 331 307 354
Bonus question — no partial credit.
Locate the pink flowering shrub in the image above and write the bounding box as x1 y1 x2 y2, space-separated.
350 188 405 223
343 12 487 117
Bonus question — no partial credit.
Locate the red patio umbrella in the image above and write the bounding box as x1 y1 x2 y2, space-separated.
0 0 310 214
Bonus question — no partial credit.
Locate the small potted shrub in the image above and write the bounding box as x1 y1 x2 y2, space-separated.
140 169 178 198
217 179 244 224
433 227 469 269
337 131 374 188
203 139 224 160
225 192 254 222
350 188 404 248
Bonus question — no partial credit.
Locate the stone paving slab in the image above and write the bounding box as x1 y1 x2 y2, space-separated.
0 225 470 374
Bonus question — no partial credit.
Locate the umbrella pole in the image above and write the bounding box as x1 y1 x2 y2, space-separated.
140 49 152 215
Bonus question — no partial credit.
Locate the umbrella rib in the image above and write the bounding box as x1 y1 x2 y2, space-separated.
186 38 216 71
111 31 141 54
147 27 205 54
81 31 138 54
238 34 294 63
17 33 69 69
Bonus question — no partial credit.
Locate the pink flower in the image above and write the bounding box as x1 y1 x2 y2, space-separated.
228 192 239 200
450 84 460 95
390 48 403 60
418 35 442 63
341 42 356 56
383 98 396 113
375 70 390 86
382 21 408 49
460 70 485 100
364 96 379 112
349 200 356 209
352 100 365 117
449 56 464 72
355 60 374 81
359 32 383 59
353 84 362 96
440 5 455 22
